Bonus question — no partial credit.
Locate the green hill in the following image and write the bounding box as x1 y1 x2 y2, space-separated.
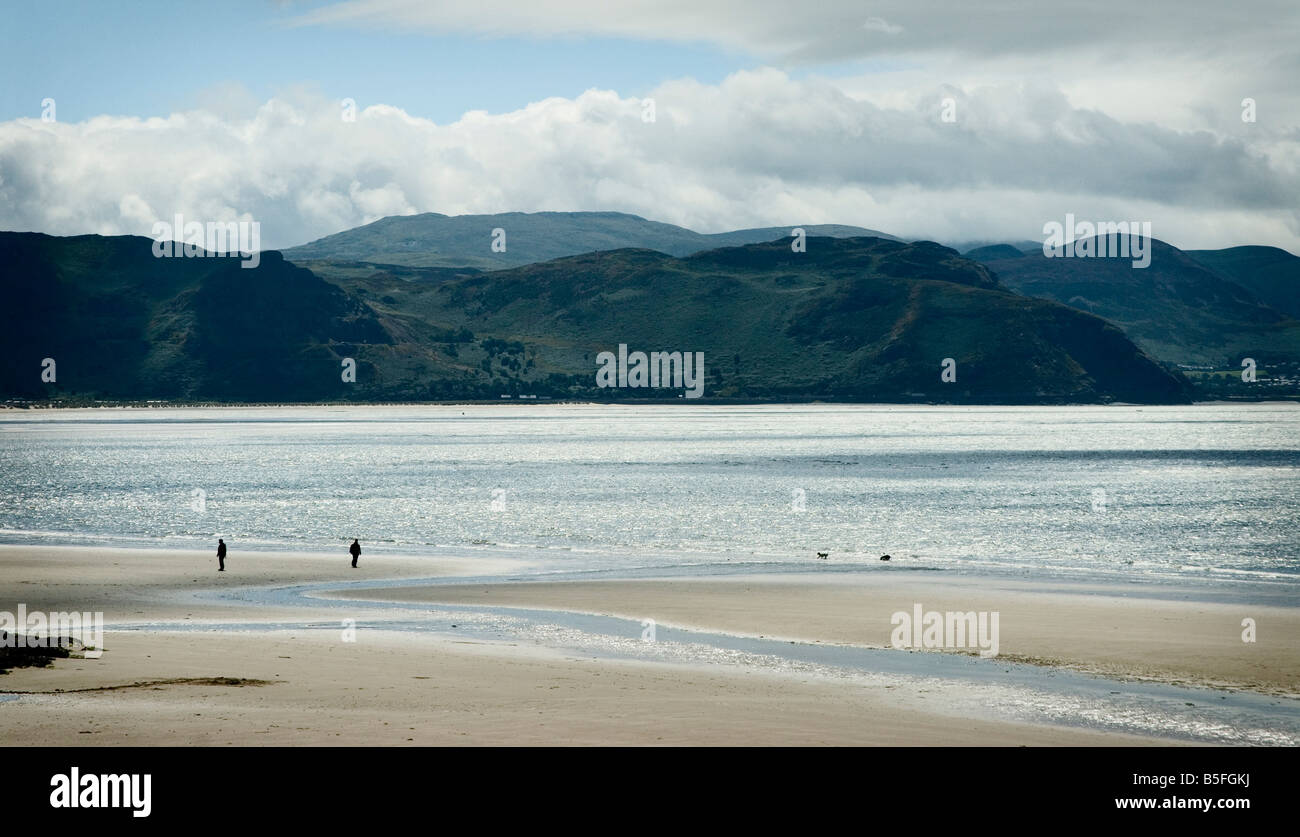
0 233 389 401
1185 245 1300 319
282 210 898 269
2 231 1190 404
969 237 1300 367
963 244 1027 261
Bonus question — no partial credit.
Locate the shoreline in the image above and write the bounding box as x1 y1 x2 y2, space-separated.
6 399 1300 410
2 537 1295 605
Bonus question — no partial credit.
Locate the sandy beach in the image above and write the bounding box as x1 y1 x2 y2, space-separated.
1 544 1295 745
344 575 1299 697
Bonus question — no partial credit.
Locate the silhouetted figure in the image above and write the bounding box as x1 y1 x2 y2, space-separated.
349 539 361 568
217 538 227 571
879 554 891 561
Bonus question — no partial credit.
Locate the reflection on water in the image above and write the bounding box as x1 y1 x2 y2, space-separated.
2 403 1298 587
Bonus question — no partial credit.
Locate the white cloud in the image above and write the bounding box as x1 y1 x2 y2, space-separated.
0 69 1296 251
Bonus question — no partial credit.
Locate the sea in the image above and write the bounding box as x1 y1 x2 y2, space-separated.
1 402 1297 593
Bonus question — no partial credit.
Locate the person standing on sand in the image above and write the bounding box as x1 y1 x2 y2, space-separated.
349 539 361 568
217 538 227 572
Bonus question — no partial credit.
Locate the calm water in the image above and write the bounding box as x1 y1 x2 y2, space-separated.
1 403 1298 589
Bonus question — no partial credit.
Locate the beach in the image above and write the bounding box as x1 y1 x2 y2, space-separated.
3 544 1295 746
335 575 1300 696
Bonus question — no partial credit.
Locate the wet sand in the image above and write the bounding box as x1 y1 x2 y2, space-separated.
3 544 1293 745
335 575 1299 697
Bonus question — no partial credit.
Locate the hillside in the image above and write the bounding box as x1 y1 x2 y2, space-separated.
282 210 898 269
969 237 1300 367
2 231 1190 404
0 233 389 401
962 244 1027 262
1185 245 1300 319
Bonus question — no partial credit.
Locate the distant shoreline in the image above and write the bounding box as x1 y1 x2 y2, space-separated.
4 398 1299 409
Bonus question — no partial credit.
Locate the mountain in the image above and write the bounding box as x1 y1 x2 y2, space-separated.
282 210 899 269
963 244 1027 261
335 235 1189 403
2 231 1191 404
968 236 1300 368
950 239 1041 256
707 223 900 249
0 232 390 401
1185 245 1300 319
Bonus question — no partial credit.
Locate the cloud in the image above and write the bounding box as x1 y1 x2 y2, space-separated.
1 69 1296 251
285 0 1300 68
283 1 1300 143
861 17 904 37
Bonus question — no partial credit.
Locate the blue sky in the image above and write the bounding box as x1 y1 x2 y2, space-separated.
1 1 753 123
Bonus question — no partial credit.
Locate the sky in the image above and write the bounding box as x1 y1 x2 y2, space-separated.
1 0 1297 251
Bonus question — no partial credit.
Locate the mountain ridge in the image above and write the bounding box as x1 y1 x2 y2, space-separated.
283 210 900 269
2 230 1192 404
967 235 1300 369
